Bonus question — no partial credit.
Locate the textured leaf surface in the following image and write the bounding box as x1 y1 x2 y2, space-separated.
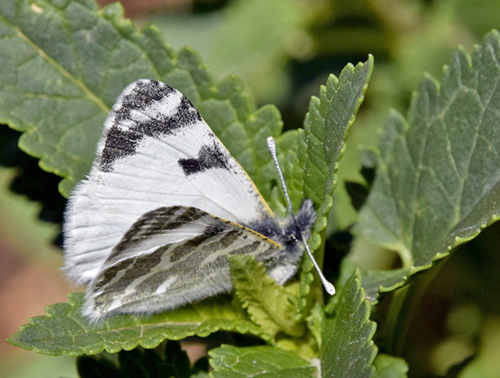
356 31 500 296
0 0 282 198
304 56 373 215
299 56 373 305
209 345 317 378
321 270 377 377
7 292 264 356
229 255 304 339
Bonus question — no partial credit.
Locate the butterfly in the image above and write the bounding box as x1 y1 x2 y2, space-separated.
63 79 334 322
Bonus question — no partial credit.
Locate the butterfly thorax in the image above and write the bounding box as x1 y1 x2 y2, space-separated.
245 199 316 285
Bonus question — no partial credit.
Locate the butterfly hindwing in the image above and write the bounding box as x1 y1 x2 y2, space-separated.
64 80 273 285
83 206 283 320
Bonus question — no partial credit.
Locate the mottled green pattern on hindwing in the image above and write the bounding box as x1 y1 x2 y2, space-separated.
89 206 282 317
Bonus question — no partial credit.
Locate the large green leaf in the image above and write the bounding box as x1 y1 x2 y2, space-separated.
321 270 377 377
209 345 317 378
7 292 264 356
0 0 282 198
356 30 500 296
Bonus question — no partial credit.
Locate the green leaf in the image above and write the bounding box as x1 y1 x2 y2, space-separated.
209 345 317 378
0 0 282 198
373 354 409 378
305 302 325 348
361 268 410 303
7 292 264 356
261 57 374 220
299 56 374 306
356 30 500 296
321 270 377 377
304 56 373 215
229 255 304 339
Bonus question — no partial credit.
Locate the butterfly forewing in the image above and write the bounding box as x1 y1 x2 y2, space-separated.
64 80 272 285
83 206 282 320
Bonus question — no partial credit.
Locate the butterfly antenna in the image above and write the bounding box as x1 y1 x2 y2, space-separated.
267 137 335 295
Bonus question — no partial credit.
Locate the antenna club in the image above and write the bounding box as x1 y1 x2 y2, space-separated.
267 136 276 153
324 282 336 295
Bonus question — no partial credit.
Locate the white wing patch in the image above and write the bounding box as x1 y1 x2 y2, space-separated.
63 80 272 284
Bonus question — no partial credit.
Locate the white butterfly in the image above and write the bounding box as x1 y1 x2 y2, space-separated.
63 80 334 321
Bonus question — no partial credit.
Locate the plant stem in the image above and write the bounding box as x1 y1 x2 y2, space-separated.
383 258 447 356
